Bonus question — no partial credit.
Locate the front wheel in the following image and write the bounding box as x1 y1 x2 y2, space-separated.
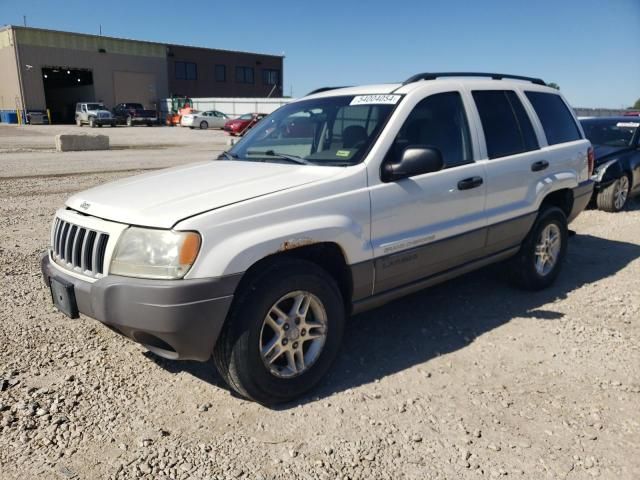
509 206 568 290
126 116 132 127
597 175 630 212
213 259 345 405
199 121 208 130
76 117 82 127
89 117 95 128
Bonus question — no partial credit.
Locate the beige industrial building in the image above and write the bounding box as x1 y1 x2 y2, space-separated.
0 26 283 123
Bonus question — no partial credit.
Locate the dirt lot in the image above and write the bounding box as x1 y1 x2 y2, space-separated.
0 124 639 479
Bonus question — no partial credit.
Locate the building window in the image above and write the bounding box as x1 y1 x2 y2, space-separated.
175 61 197 80
215 64 226 82
262 69 280 86
235 66 254 84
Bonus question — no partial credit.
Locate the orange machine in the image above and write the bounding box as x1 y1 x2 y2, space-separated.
166 96 194 126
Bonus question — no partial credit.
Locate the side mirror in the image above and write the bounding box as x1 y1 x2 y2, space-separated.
382 146 444 182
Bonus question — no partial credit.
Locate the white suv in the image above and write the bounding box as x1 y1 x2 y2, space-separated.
75 102 116 128
43 73 594 404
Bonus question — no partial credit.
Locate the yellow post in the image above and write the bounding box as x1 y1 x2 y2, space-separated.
16 109 21 125
46 109 51 125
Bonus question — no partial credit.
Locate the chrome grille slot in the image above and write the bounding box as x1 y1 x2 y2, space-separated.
51 218 110 278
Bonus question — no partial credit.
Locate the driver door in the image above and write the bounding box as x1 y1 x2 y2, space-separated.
368 91 488 294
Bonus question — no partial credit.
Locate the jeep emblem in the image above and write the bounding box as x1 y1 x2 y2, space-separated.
79 201 91 210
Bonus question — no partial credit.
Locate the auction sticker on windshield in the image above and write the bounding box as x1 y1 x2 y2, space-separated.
350 95 401 106
617 122 640 128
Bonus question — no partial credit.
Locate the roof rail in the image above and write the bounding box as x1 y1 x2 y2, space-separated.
402 72 546 86
306 86 350 96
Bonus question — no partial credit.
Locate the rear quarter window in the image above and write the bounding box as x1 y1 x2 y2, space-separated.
525 92 582 145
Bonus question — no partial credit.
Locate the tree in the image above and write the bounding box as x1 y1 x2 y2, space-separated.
547 82 560 90
633 98 640 109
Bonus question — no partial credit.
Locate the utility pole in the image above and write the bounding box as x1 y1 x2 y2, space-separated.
23 15 27 27
99 24 102 36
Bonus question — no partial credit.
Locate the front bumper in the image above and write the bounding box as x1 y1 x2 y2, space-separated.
131 117 158 124
41 254 240 361
568 179 595 223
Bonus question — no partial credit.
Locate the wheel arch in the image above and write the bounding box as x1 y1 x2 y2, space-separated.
232 242 355 311
540 188 573 218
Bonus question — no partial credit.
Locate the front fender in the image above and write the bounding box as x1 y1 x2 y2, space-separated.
186 215 368 279
594 159 623 189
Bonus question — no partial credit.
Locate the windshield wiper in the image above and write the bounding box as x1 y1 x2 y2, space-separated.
218 151 238 160
248 150 313 165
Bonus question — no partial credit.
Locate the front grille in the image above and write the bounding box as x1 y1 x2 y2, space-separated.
52 218 109 277
98 112 110 119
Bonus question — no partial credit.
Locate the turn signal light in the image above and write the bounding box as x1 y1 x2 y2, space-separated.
587 147 595 177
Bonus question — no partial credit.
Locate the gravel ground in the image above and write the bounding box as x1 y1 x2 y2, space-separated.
1 126 639 479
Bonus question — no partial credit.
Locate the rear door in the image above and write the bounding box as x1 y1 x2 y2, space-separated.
467 89 545 255
369 90 488 294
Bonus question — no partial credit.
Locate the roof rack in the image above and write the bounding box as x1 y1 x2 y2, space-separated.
402 72 546 86
306 86 350 96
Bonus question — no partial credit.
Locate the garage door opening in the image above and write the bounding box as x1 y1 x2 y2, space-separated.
42 67 95 123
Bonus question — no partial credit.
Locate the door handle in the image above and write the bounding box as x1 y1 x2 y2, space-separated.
531 160 549 172
457 176 484 190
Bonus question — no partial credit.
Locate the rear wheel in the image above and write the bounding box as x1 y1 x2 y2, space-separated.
76 117 82 127
89 117 95 128
213 259 345 405
199 121 208 130
509 206 568 290
597 174 630 212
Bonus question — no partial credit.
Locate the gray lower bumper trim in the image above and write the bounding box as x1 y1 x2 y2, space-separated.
41 254 240 361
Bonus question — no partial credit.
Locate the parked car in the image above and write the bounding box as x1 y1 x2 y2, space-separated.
42 72 593 405
112 103 158 127
223 113 267 136
580 117 640 212
181 110 229 129
75 102 116 127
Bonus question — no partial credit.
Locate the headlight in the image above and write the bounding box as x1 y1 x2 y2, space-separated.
110 227 201 279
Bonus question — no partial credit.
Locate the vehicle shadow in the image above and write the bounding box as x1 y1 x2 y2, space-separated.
146 233 640 408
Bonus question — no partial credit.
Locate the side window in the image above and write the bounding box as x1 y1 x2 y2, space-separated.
472 90 539 159
387 91 472 168
525 91 581 145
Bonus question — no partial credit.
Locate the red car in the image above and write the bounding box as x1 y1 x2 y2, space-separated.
224 113 267 136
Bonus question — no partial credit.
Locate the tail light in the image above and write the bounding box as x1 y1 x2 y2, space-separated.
587 146 595 176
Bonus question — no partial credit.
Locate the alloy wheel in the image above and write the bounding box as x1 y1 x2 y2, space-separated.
614 176 630 211
259 291 328 378
534 223 561 276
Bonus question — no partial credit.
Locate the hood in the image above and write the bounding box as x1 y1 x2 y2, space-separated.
66 160 341 228
593 144 631 165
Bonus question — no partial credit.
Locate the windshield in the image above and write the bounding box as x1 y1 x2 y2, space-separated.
86 103 104 110
124 103 143 109
238 114 254 120
228 95 400 166
580 119 638 147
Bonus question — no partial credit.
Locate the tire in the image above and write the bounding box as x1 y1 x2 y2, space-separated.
509 206 568 291
97 124 103 128
126 116 132 127
199 121 208 130
89 117 95 128
213 258 345 405
147 123 153 127
596 174 630 212
189 127 194 130
76 117 82 127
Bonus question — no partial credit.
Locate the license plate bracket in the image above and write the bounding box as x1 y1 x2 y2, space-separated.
50 277 79 319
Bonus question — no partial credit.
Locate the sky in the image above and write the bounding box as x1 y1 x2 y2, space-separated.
1 0 639 108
